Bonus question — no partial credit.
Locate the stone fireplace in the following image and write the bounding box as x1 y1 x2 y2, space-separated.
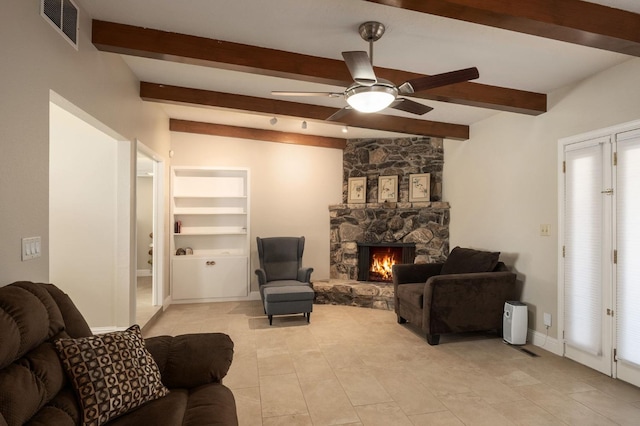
357 242 416 282
314 136 450 310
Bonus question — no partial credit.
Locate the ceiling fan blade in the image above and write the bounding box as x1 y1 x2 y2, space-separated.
390 98 434 115
342 51 377 86
327 106 354 121
272 91 342 97
398 67 480 94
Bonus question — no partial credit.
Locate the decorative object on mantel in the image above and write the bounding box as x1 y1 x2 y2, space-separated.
409 173 431 202
347 176 367 204
378 175 398 203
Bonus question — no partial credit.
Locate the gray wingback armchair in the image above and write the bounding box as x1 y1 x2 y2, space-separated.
255 237 315 324
255 237 313 290
392 247 517 345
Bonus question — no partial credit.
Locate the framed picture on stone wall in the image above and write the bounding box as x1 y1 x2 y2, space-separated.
347 177 367 204
409 173 431 202
378 175 398 202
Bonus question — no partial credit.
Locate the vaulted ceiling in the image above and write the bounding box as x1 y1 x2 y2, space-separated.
79 0 640 147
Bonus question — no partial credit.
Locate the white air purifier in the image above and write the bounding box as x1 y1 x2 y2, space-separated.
503 301 527 345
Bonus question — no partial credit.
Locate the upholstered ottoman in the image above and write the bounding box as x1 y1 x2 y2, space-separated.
263 285 314 325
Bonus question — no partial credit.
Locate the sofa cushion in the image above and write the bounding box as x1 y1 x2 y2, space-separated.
396 283 425 309
0 283 66 370
440 246 500 275
54 325 169 426
0 283 71 426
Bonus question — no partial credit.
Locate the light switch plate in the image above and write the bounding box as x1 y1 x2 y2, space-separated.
540 224 551 236
22 236 41 261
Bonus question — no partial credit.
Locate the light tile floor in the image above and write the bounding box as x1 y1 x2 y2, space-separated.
142 301 640 425
136 275 160 326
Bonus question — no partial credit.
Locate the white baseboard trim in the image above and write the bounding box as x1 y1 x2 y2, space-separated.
528 328 562 356
136 269 152 277
170 291 262 305
163 296 172 311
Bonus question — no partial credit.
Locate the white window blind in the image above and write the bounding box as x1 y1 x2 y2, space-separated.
564 142 604 355
616 132 640 367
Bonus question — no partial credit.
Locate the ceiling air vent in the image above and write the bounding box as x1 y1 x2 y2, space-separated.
41 0 79 49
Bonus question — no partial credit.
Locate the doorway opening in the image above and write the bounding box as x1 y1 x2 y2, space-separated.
136 142 165 326
49 92 131 329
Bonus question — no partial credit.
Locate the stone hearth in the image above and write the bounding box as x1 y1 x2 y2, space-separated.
313 279 394 310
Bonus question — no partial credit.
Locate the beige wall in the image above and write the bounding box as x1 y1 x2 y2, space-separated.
171 133 343 291
0 1 170 327
444 58 640 339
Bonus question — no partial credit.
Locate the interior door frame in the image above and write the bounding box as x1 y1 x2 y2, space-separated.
136 141 165 308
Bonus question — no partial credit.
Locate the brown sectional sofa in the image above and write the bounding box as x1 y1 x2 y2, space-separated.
0 281 238 426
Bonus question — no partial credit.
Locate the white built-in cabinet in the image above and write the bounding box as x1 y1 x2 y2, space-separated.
171 167 250 301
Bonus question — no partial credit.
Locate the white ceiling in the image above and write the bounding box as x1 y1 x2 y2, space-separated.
78 0 640 139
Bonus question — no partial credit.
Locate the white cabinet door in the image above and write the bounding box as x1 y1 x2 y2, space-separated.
172 256 248 300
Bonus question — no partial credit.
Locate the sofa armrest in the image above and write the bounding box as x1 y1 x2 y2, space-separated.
297 267 314 283
255 268 267 286
145 333 234 389
392 263 443 286
422 271 516 334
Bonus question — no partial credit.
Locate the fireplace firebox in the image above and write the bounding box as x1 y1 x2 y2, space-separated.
357 242 416 282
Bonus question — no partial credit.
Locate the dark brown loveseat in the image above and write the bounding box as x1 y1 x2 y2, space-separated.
392 247 517 345
0 281 238 426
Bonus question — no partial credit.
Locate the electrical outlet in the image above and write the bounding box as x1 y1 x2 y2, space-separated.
540 224 551 236
544 312 552 327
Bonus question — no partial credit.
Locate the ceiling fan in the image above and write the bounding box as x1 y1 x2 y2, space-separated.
272 21 480 121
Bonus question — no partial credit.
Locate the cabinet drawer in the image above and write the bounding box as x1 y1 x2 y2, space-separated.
172 256 248 300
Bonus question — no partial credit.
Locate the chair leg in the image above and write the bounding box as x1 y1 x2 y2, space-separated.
397 315 407 324
307 312 311 323
268 315 273 326
426 333 440 346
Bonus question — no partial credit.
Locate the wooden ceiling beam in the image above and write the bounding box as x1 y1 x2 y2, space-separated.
366 0 640 56
93 20 546 115
141 82 470 140
170 120 347 149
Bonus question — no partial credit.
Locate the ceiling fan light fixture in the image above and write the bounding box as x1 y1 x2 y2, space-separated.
345 85 397 113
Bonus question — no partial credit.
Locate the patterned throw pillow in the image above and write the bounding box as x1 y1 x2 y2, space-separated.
54 325 169 426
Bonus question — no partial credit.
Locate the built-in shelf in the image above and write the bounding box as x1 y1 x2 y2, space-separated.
174 207 246 215
171 167 250 302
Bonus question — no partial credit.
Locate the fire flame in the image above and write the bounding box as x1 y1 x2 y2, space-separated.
370 252 397 281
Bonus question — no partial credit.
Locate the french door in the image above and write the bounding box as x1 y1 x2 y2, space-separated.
560 122 640 388
613 129 640 387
